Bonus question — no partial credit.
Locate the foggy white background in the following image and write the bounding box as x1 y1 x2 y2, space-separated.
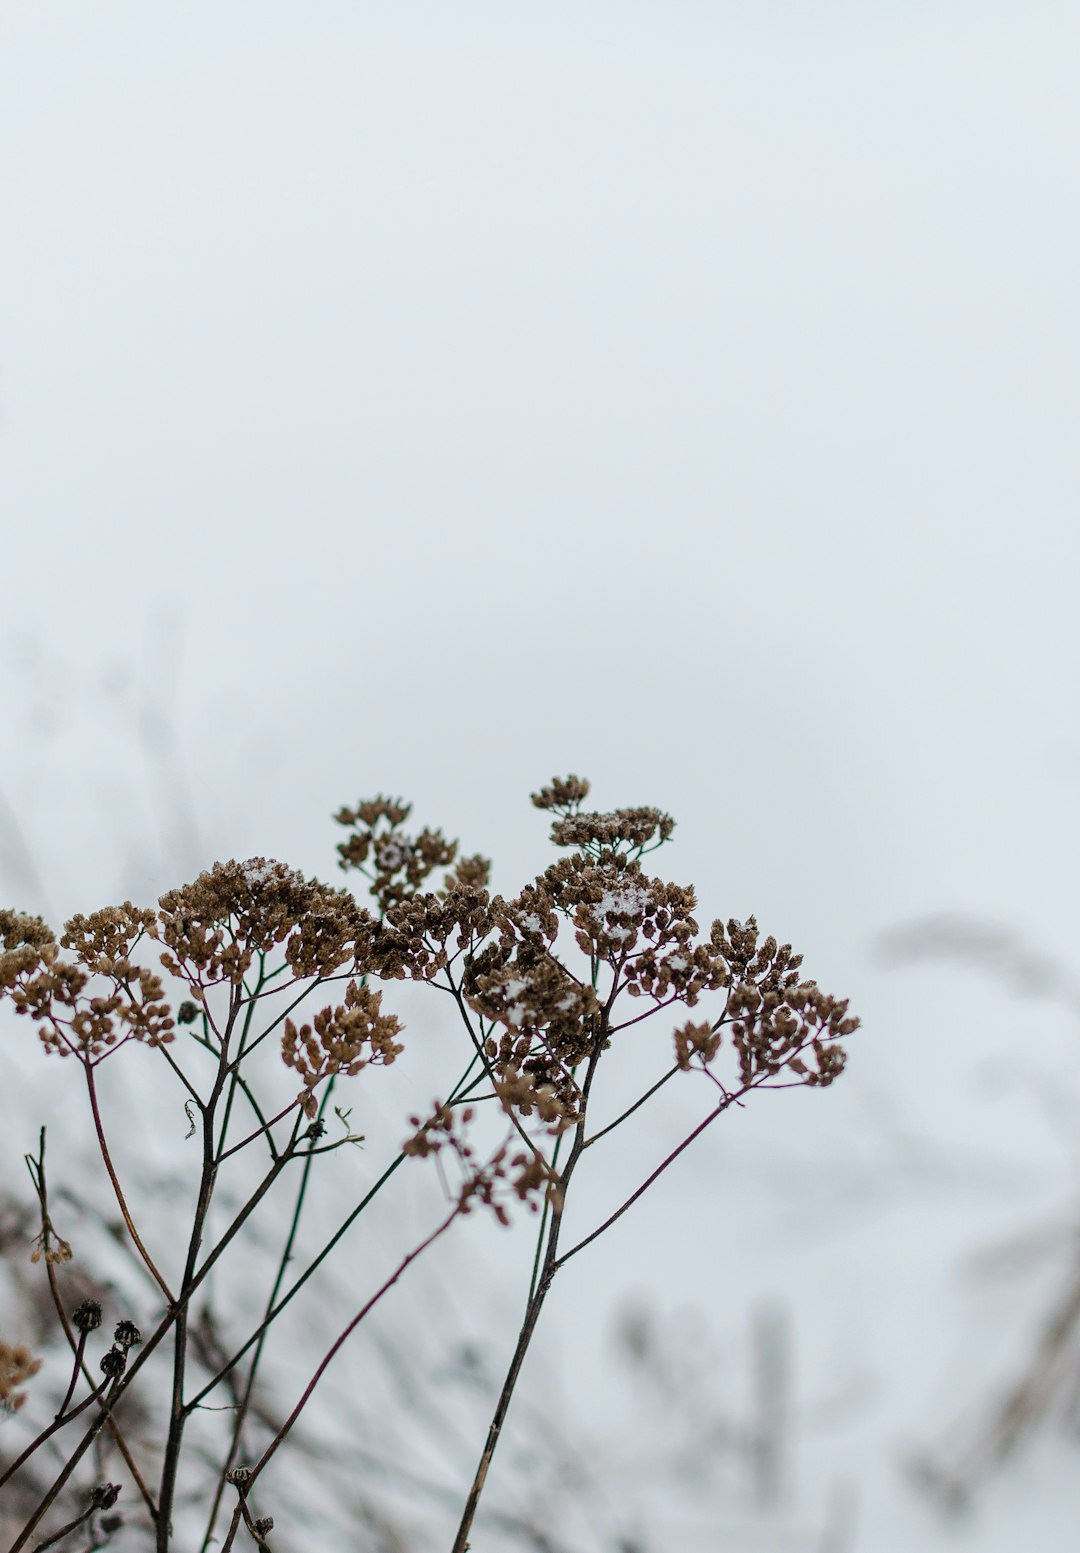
2 3 1079 1549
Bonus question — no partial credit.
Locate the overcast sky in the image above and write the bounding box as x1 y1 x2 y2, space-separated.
2 5 1079 1549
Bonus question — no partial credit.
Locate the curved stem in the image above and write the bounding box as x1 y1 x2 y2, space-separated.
84 1062 175 1305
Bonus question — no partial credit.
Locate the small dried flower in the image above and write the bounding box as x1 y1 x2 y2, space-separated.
114 1320 142 1349
673 1019 722 1071
72 1299 104 1333
176 1000 201 1025
90 1483 121 1510
30 1232 73 1266
226 1466 252 1487
254 1517 275 1536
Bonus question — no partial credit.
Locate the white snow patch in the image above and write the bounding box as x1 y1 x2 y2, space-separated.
239 858 303 889
374 838 412 872
587 875 651 940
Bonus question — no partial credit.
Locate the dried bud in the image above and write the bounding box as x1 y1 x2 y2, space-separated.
73 1299 103 1334
99 1347 126 1379
31 1235 73 1266
90 1483 121 1510
113 1320 142 1349
226 1466 251 1487
176 1000 201 1025
255 1517 275 1537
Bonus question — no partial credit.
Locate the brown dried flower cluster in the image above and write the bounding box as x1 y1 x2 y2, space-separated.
156 858 369 986
358 883 497 983
335 798 459 912
325 778 857 1126
491 1066 576 1130
710 917 855 1086
0 1340 42 1414
402 1102 561 1224
282 980 404 1117
467 941 598 1113
1 909 56 982
530 775 591 811
2 904 174 1060
673 1019 723 1071
548 808 676 856
29 1229 72 1266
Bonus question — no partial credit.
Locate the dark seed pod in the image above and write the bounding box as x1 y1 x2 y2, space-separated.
72 1300 103 1334
100 1348 126 1379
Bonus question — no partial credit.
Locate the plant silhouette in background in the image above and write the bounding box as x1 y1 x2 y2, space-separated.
881 914 1080 1512
0 776 857 1551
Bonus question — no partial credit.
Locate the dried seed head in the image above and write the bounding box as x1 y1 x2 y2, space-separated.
30 1233 73 1266
531 774 591 811
90 1483 121 1510
673 1020 722 1071
255 1517 275 1536
99 1347 126 1379
114 1320 142 1349
226 1466 251 1487
176 1000 200 1025
72 1299 103 1334
281 980 403 1117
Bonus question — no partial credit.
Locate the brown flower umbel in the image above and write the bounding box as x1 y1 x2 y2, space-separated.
156 858 369 986
0 772 857 1553
282 980 404 1117
2 903 174 1060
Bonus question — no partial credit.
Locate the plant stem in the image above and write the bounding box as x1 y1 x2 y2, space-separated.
155 984 243 1551
450 1022 608 1553
8 1381 123 1553
84 1063 175 1305
558 1090 740 1271
198 1080 334 1553
245 1205 463 1492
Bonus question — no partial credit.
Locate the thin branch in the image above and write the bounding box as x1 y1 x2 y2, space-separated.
245 1205 463 1490
583 1064 680 1149
557 1090 744 1272
83 1062 174 1305
184 1048 484 1413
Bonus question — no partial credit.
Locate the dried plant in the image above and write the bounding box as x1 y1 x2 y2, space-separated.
881 912 1080 1511
0 776 857 1551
